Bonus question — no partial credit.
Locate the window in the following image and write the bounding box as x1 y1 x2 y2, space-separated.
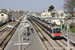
53 28 61 33
50 28 52 33
1 14 4 16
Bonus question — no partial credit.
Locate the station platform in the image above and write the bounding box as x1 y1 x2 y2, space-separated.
4 18 43 50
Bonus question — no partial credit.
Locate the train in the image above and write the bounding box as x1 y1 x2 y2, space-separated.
31 17 62 38
0 12 21 26
0 13 9 26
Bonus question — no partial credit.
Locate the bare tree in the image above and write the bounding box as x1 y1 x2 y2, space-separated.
64 0 75 12
64 0 75 23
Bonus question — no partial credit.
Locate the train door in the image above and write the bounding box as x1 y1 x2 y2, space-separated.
49 28 52 34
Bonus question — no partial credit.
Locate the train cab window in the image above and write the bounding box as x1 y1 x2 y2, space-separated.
1 14 4 16
53 28 61 33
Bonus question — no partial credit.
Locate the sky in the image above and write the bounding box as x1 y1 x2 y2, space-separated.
0 0 64 12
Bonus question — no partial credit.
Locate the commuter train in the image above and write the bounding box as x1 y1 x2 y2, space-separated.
50 27 62 38
42 24 62 38
32 17 62 38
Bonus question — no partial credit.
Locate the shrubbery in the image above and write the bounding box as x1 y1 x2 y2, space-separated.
70 24 73 28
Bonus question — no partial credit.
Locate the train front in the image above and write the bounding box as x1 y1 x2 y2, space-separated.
52 27 62 38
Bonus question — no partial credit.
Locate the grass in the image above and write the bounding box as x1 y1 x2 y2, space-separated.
58 24 75 33
70 28 75 33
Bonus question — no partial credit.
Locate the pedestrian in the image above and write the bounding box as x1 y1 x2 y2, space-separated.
27 28 29 32
31 28 33 33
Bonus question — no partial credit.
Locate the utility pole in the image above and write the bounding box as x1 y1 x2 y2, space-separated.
67 13 70 50
12 12 13 23
18 29 20 50
7 12 8 25
67 21 70 50
21 27 24 50
61 13 63 32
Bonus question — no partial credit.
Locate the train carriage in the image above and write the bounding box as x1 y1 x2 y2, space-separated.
32 17 62 38
0 13 8 26
50 26 62 38
42 22 62 38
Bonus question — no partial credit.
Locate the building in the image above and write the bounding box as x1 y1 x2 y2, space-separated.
55 10 67 18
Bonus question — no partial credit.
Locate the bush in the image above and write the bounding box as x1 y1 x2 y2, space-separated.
70 24 73 28
70 28 75 33
51 12 55 17
64 26 67 29
62 25 64 29
57 25 64 29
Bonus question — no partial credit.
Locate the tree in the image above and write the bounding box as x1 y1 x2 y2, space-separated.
51 12 55 17
63 0 75 12
64 0 75 23
48 5 54 11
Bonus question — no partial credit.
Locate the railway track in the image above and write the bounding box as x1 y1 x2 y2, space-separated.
28 17 75 50
0 22 12 32
0 19 20 50
0 22 14 35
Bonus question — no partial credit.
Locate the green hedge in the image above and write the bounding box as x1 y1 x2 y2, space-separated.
70 28 75 33
70 24 73 28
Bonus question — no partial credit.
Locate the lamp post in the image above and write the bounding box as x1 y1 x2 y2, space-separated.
12 12 13 23
6 11 9 26
20 16 30 50
18 29 20 50
20 25 30 50
66 21 70 50
67 13 70 50
21 27 23 50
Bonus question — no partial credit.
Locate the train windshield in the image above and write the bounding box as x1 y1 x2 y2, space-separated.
53 28 61 33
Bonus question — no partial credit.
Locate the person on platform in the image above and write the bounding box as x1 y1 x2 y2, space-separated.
31 28 33 33
27 28 29 32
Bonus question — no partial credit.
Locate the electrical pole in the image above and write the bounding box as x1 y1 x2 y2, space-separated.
21 28 23 50
61 13 63 32
67 21 70 50
7 12 8 25
12 12 13 23
18 29 20 50
67 13 70 50
21 27 24 50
